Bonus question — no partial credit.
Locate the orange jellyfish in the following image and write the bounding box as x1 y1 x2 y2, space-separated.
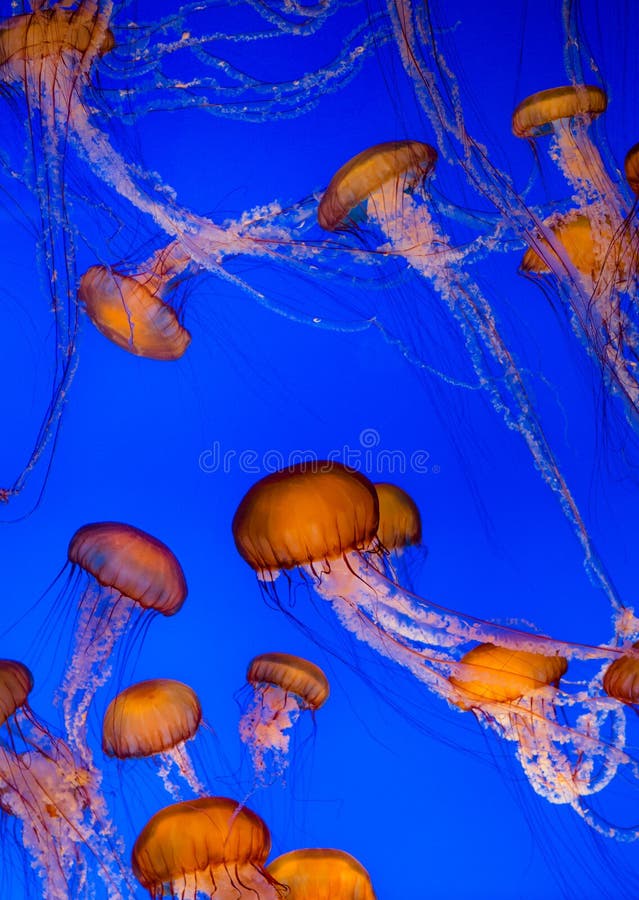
267 848 376 899
102 679 203 799
239 652 329 783
79 260 191 360
374 482 423 588
513 86 639 414
0 659 131 899
131 796 282 899
318 141 620 612
234 463 638 833
603 644 639 705
59 522 187 766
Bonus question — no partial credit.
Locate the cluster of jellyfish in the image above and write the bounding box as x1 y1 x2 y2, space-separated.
0 511 382 897
3 0 639 894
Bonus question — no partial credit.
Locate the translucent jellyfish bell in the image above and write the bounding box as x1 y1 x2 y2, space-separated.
131 796 281 899
267 848 377 899
102 679 204 799
239 652 329 784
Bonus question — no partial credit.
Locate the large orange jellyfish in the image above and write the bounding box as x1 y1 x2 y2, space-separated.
233 461 639 835
318 139 621 612
59 522 187 767
239 652 329 784
131 796 282 899
102 678 203 799
267 848 377 899
0 659 131 899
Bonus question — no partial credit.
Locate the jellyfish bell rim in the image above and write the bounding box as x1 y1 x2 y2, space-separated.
67 521 188 616
512 84 608 138
232 461 380 575
318 139 438 231
0 659 33 727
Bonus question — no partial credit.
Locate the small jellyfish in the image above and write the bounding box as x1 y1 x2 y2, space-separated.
267 848 377 899
131 796 282 899
79 260 192 360
102 679 204 799
60 522 187 765
374 482 423 588
239 652 329 784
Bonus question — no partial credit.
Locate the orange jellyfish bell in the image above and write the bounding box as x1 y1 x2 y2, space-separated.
0 6 114 77
247 653 329 710
232 462 379 576
450 643 568 709
267 848 377 900
68 522 187 615
624 143 639 196
102 679 202 758
318 140 437 231
132 797 278 898
374 482 421 552
603 644 639 704
0 660 32 726
79 265 191 360
512 85 607 138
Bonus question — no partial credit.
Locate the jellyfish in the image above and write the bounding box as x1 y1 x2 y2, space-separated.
78 256 192 361
233 461 639 834
374 482 423 589
0 0 388 503
0 659 131 899
512 85 639 415
267 848 377 899
131 796 282 899
318 139 621 611
102 679 204 799
239 652 329 784
603 645 639 705
59 522 187 767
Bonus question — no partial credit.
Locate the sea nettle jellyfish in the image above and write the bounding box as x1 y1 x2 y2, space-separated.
59 522 187 766
239 652 329 784
131 796 282 899
0 659 130 899
233 462 639 836
513 85 639 416
267 848 377 899
318 140 620 612
374 481 423 588
102 678 203 800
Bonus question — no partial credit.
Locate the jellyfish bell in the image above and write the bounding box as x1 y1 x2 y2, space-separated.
512 85 607 140
318 139 437 232
603 644 639 705
232 461 379 581
79 265 192 361
625 144 639 198
131 796 281 899
239 652 329 784
267 848 377 900
102 678 204 799
60 522 187 764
